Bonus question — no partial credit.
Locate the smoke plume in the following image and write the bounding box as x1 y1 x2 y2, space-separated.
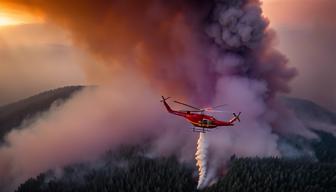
1 0 297 101
1 0 217 103
0 0 324 190
0 74 197 191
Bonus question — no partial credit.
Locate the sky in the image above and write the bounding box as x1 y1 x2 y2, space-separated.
0 0 335 111
262 0 336 111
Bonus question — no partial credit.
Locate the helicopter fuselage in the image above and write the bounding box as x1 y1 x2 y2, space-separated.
162 97 238 129
184 113 233 128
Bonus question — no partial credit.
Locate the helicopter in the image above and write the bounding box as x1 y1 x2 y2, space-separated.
161 96 241 133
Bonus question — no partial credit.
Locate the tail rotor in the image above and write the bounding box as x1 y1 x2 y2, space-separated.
233 112 241 122
160 96 171 102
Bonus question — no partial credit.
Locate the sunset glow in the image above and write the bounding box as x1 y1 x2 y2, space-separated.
0 7 42 27
0 13 22 26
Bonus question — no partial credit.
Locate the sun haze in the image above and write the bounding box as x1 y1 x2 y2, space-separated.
0 4 42 27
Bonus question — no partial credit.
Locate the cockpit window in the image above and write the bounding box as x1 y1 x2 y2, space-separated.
202 119 212 125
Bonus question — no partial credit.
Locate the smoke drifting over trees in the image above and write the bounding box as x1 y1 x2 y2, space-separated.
0 0 334 191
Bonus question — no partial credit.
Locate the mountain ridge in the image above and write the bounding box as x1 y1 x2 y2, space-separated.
1 86 335 141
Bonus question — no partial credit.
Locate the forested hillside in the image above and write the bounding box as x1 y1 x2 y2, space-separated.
16 146 336 192
205 157 336 192
0 86 83 141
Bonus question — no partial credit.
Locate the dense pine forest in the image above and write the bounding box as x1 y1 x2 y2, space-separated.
205 158 336 192
16 145 336 192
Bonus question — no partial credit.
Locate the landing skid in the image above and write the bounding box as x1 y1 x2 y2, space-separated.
192 127 211 133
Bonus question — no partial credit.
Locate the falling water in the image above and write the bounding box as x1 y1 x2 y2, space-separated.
195 132 209 189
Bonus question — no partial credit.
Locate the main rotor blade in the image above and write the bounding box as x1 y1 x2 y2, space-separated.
204 109 230 113
201 104 227 112
178 110 203 113
174 101 201 110
211 104 227 109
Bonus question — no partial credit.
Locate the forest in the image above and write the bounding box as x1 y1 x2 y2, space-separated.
16 144 336 192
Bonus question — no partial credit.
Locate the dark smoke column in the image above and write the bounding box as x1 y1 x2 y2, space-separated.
195 0 309 187
205 0 297 97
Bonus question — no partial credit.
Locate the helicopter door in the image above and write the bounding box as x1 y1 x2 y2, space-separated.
202 119 211 126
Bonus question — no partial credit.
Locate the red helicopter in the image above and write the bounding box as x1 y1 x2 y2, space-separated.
161 96 241 133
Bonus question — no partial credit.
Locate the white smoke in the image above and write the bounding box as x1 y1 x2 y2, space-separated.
0 73 197 191
195 132 209 189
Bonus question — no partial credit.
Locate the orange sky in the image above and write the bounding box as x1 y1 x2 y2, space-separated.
0 2 43 26
0 0 335 110
0 3 88 104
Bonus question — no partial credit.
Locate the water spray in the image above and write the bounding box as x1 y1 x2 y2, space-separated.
195 132 209 189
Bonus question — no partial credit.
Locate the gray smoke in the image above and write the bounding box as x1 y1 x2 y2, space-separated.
0 0 326 190
196 0 316 185
206 1 267 49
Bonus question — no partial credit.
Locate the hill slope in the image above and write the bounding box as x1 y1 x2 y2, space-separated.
284 97 336 125
0 86 83 141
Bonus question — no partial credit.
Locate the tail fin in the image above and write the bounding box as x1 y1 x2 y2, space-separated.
161 96 188 117
161 96 174 113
